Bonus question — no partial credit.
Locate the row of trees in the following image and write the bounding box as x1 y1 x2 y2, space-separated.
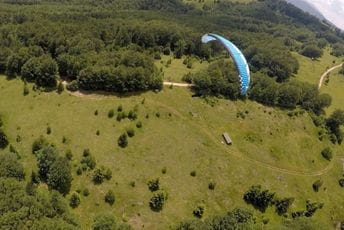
190 60 332 115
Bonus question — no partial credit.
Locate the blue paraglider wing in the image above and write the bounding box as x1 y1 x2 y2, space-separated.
202 33 250 95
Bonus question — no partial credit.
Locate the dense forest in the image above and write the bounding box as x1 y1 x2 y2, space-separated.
1 0 344 229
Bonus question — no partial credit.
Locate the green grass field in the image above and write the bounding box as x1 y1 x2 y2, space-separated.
1 70 344 229
155 55 209 83
321 69 344 114
292 48 339 85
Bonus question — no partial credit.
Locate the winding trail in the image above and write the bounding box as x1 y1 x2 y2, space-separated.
62 85 338 177
318 63 343 89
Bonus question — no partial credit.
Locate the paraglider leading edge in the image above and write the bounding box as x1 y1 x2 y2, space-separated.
201 33 251 95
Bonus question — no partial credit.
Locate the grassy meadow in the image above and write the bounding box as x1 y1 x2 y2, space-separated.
321 69 344 114
1 65 344 229
292 48 339 85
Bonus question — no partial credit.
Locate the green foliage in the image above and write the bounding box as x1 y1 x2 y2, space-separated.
0 129 9 149
83 188 90 197
190 171 196 177
47 126 52 135
118 133 128 148
80 149 96 171
147 178 160 192
208 182 216 190
321 147 333 161
93 166 112 184
312 180 323 192
21 55 58 88
249 74 331 114
65 149 73 160
243 185 275 212
0 153 25 180
69 192 81 208
301 45 323 59
149 191 168 212
32 136 50 154
136 121 142 128
193 59 240 100
117 105 123 112
105 190 115 205
339 65 344 75
36 146 59 181
326 109 344 144
176 208 255 229
126 128 135 138
57 82 64 94
339 179 344 188
108 109 115 118
275 197 294 215
23 84 29 96
128 110 137 120
92 214 132 230
193 204 205 219
47 157 73 195
0 178 78 229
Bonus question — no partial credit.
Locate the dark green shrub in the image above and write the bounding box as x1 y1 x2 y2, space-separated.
190 171 196 177
208 182 216 190
193 205 205 218
162 167 167 174
105 190 115 205
96 130 100 136
57 82 64 94
108 109 114 118
117 105 123 112
147 178 160 192
83 149 91 157
118 133 128 148
149 191 167 212
321 147 333 161
275 197 294 215
65 149 73 160
126 128 135 138
156 112 160 118
92 166 112 184
94 110 98 116
32 136 50 154
23 85 29 96
47 126 51 135
339 178 344 187
69 193 80 208
83 188 90 197
80 155 96 170
0 129 9 149
128 110 137 120
76 167 82 175
243 185 275 213
136 121 142 128
312 180 323 192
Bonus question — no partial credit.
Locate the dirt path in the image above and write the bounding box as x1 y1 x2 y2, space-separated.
163 81 193 87
318 63 343 89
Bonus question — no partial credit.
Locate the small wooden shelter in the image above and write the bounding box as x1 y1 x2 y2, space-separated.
222 132 232 145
